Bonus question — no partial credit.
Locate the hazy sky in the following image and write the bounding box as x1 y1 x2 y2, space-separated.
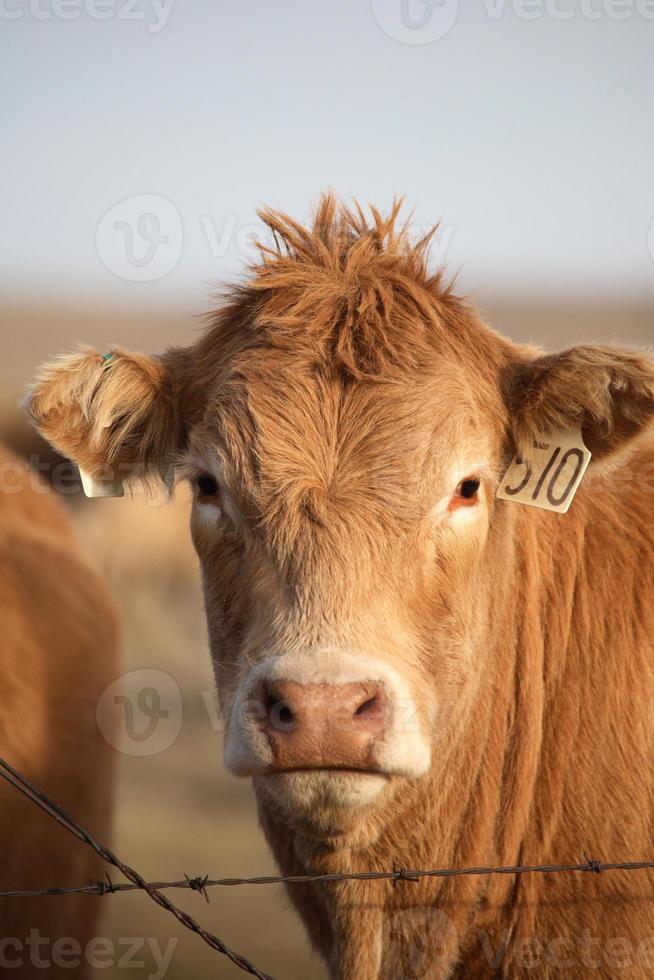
3 0 654 309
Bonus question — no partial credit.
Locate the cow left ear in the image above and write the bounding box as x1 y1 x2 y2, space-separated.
27 344 189 491
508 345 654 464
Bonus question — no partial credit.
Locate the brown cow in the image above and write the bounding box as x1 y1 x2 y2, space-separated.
29 198 654 978
0 444 119 977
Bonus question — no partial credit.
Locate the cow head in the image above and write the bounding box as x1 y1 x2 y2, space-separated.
29 198 654 835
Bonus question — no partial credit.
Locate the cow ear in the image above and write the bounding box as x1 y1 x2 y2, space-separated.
27 345 186 491
509 345 654 464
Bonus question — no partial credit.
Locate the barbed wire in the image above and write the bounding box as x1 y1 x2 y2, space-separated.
3 756 654 978
0 757 273 980
3 856 654 901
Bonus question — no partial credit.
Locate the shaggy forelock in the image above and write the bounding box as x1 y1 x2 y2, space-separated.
210 194 462 380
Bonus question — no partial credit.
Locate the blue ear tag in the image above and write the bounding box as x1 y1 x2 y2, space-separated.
101 352 116 369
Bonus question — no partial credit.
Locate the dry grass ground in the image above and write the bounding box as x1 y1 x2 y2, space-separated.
0 297 650 979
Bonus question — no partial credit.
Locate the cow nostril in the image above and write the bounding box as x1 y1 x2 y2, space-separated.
261 685 296 732
268 699 295 732
276 703 293 726
353 688 387 728
354 697 379 717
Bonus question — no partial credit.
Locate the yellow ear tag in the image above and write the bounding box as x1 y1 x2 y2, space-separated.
79 468 125 499
496 428 592 514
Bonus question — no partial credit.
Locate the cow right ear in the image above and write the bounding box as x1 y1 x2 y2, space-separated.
507 344 654 466
27 345 187 494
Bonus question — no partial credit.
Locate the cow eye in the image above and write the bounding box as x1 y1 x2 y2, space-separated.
458 478 480 500
195 473 220 498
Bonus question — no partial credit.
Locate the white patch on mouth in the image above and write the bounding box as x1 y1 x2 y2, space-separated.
259 770 389 813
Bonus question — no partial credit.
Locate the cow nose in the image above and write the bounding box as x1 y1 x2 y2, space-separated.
259 680 390 772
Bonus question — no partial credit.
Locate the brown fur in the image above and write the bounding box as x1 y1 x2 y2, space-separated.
28 197 654 978
0 445 119 978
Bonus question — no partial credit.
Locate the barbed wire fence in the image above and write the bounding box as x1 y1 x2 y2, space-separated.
3 756 654 978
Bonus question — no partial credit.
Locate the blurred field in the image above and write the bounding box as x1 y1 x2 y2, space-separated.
74 492 325 980
0 297 651 979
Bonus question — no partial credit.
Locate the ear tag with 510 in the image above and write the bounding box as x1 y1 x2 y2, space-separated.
497 428 592 514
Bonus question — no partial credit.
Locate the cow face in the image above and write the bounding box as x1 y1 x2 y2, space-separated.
183 347 505 826
29 198 654 832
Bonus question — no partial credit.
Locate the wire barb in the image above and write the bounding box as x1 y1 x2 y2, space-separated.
96 872 118 896
393 866 420 885
185 874 210 902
